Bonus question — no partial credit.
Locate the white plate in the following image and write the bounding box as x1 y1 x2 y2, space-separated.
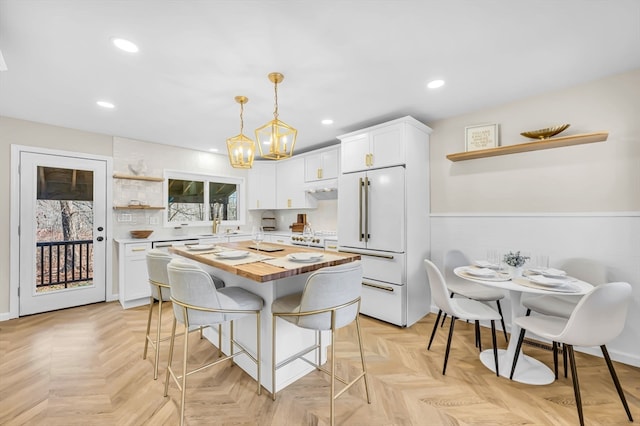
463 267 496 277
458 270 511 282
215 250 249 259
527 275 569 286
288 252 324 262
473 260 498 269
519 280 581 293
527 267 566 278
186 244 215 251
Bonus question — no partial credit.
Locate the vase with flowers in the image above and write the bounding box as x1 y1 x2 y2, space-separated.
504 251 530 278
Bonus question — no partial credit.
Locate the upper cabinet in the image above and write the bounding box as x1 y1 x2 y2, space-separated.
247 161 277 210
340 121 407 173
276 157 317 209
304 146 340 182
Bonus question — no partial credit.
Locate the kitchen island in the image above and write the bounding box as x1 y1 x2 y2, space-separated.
169 241 360 394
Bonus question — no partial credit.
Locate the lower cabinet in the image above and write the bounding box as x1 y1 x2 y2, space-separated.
116 241 152 309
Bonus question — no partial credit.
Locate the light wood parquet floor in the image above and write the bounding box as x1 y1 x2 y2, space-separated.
1 301 638 425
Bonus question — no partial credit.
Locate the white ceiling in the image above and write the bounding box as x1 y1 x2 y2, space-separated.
1 0 639 154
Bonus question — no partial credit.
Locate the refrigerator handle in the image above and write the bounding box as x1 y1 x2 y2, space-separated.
358 177 364 241
364 176 370 242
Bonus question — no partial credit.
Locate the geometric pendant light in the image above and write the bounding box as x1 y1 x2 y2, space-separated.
226 96 255 169
254 72 297 160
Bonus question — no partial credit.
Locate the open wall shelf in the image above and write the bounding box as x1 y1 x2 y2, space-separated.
446 132 609 162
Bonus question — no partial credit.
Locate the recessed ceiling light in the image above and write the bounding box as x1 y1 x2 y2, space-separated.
321 119 334 125
427 79 445 89
111 37 139 53
96 100 115 109
209 148 219 153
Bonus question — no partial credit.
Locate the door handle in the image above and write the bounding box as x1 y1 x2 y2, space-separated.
364 176 370 242
362 281 395 292
358 177 364 241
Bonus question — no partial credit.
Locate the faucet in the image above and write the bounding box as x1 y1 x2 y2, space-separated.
212 217 221 234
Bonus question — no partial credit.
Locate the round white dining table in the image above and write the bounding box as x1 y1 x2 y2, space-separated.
453 266 594 385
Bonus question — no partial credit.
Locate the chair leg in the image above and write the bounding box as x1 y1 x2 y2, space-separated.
475 320 482 352
552 341 559 380
601 345 633 421
495 300 508 343
330 311 336 426
567 345 584 426
355 314 371 404
164 317 178 397
179 321 189 426
428 310 442 350
256 313 261 396
509 328 527 380
442 316 457 375
490 320 499 377
143 296 154 360
440 293 455 327
218 324 222 357
230 320 235 367
563 344 568 378
525 308 531 316
153 298 164 380
271 315 277 401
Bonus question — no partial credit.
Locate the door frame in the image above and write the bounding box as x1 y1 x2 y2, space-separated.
9 145 113 319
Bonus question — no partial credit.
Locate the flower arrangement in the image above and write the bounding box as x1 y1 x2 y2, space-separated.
503 251 530 268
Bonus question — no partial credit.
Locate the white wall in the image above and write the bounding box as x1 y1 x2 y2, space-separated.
0 116 113 316
429 68 640 366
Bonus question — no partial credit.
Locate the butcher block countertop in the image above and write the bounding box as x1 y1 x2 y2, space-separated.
169 241 360 283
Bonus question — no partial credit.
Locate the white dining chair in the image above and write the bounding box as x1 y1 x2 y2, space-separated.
424 259 501 375
164 259 264 426
271 261 370 426
522 258 607 378
432 250 508 349
509 282 633 426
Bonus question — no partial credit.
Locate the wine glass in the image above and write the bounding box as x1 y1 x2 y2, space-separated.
302 223 313 247
252 226 264 252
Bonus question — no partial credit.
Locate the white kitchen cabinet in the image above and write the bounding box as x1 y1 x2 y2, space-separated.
276 157 317 209
304 146 340 182
116 241 152 309
340 120 406 173
337 116 431 327
247 161 276 210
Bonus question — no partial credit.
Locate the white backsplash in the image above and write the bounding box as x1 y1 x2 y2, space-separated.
248 199 337 233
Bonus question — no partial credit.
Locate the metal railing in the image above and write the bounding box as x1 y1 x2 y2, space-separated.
36 240 93 288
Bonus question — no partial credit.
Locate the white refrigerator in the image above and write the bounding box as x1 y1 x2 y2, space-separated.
338 166 411 326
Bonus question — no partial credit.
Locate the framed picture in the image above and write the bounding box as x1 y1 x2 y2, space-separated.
465 124 499 152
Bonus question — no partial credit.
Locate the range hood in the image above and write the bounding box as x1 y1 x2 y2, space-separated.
305 179 338 200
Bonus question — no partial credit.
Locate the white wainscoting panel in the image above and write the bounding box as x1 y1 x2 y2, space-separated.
430 213 640 367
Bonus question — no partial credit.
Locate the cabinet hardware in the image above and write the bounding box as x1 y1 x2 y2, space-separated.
131 247 147 252
287 199 292 208
317 168 323 179
338 249 394 260
362 281 395 292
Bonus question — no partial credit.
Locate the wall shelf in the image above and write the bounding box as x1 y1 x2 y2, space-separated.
113 173 164 182
114 206 165 210
446 131 609 162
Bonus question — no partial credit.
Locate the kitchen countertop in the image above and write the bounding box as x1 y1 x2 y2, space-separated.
114 230 293 244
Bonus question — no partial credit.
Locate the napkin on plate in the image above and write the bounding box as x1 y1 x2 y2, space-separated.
473 260 498 269
527 275 567 286
529 267 566 277
464 267 495 277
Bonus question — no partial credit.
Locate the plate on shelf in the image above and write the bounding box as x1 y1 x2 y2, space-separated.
186 244 215 251
216 250 249 259
288 252 324 263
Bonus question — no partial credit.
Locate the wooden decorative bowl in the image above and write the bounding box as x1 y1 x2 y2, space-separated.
130 230 154 239
520 124 570 140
